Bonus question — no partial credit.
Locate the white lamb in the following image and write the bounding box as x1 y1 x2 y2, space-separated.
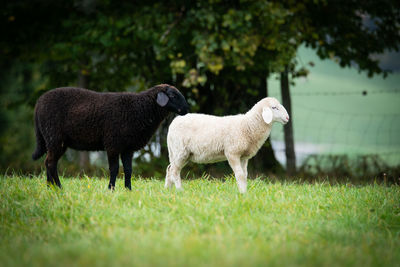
165 97 289 193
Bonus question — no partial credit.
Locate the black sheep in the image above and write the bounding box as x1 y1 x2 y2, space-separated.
32 84 189 190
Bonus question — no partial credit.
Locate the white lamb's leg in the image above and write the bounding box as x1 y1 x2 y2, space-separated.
164 164 173 188
174 169 183 190
227 154 247 193
241 158 248 181
169 154 188 191
170 163 184 191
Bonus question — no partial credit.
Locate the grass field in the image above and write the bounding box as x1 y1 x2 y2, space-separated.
1 175 399 267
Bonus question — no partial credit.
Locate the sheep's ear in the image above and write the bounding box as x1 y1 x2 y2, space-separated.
156 92 169 107
262 107 273 124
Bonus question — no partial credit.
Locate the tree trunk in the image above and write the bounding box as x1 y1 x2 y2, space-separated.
78 68 90 169
280 66 296 175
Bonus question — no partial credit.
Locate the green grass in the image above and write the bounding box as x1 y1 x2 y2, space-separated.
1 175 399 267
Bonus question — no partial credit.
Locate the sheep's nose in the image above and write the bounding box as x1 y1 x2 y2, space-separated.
286 116 289 121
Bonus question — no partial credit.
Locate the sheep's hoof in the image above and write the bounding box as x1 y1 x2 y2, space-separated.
108 184 115 191
47 182 62 190
125 185 132 191
175 187 184 192
238 187 247 194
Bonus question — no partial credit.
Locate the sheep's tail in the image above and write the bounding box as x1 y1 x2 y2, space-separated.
32 113 46 160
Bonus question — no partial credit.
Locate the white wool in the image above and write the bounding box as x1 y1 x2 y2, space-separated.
165 97 289 193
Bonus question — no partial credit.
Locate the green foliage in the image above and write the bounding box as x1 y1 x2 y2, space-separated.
1 175 399 266
2 1 304 93
291 0 400 77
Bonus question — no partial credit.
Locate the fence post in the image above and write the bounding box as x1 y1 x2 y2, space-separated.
280 66 296 175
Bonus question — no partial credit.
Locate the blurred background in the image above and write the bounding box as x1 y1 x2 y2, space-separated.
1 0 399 182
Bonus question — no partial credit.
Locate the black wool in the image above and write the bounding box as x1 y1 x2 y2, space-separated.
32 84 189 189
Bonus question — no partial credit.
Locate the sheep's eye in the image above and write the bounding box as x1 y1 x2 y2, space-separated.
271 106 278 110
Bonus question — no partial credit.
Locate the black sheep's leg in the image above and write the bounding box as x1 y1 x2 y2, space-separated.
107 152 119 190
52 146 67 188
45 145 66 188
121 151 133 190
45 154 55 187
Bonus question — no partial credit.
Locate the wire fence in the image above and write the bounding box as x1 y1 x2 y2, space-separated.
269 89 400 168
290 88 400 96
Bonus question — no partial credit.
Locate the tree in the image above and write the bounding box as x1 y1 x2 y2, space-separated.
301 0 400 77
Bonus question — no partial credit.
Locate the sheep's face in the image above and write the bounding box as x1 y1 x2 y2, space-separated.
262 98 289 125
156 85 190 115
